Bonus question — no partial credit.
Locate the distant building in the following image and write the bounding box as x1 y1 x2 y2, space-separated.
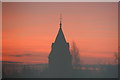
48 16 72 74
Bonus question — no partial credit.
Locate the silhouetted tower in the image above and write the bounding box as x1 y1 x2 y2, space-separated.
48 15 72 73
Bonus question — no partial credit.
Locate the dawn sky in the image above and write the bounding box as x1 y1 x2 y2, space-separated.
2 2 118 64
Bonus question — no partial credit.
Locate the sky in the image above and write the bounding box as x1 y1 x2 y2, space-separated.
2 2 118 64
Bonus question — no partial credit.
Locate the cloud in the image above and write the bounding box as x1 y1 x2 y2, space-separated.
9 54 32 57
79 49 115 54
7 52 48 58
2 61 23 64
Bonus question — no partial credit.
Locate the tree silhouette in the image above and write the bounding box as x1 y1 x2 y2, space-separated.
113 52 118 64
71 41 80 65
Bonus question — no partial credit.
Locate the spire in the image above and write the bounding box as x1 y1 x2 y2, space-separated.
60 14 62 28
54 26 66 43
54 14 66 43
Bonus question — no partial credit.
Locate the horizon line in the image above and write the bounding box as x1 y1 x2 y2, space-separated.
1 0 120 2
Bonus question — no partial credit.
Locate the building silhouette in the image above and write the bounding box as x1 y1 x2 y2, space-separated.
48 16 72 76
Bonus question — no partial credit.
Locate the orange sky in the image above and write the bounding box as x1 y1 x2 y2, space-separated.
2 2 118 64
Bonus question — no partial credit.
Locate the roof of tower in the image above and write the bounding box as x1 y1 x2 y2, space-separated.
54 27 66 44
54 14 67 44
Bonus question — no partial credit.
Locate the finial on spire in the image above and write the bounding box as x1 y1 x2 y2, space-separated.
60 13 62 28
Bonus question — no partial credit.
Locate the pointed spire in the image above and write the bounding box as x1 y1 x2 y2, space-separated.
60 14 62 28
54 14 66 44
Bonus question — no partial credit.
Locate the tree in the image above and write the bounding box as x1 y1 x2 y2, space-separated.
113 52 118 64
71 41 80 65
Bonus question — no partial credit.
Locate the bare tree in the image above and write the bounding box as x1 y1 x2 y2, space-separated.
71 41 80 65
113 52 118 64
